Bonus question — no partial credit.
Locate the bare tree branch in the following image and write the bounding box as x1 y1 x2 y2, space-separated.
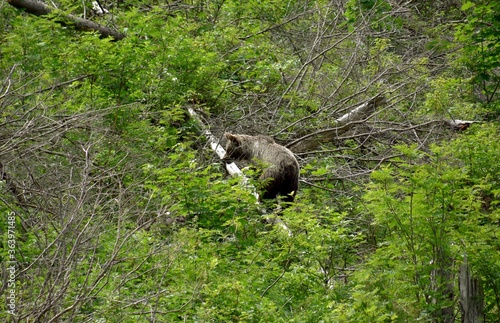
21 74 90 98
287 94 387 153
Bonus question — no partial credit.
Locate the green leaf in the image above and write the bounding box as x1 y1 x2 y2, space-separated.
461 1 475 11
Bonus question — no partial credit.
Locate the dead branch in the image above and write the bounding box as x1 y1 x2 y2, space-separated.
443 119 477 131
21 74 90 98
7 0 125 40
0 160 27 206
186 106 243 178
287 94 387 153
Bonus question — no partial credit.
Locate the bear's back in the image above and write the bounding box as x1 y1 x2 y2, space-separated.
223 133 299 202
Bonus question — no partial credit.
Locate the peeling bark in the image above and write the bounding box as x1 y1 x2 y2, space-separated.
444 119 476 131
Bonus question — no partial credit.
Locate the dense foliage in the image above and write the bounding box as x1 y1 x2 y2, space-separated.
1 0 499 321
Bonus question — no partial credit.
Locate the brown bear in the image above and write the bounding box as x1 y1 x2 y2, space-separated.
222 133 299 204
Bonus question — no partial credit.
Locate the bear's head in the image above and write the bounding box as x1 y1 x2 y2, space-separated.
222 133 247 162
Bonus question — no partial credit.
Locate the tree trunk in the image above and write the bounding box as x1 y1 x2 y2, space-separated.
460 258 484 323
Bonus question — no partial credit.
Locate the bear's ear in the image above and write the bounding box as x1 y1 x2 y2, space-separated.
225 133 241 146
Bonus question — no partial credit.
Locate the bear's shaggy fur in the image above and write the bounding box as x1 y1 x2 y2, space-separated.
222 133 299 203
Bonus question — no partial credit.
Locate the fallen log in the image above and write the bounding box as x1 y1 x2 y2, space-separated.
7 0 125 41
186 107 244 179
